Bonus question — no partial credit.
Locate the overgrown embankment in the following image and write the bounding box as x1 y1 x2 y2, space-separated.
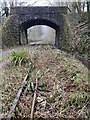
2 15 20 48
1 45 89 119
62 13 90 69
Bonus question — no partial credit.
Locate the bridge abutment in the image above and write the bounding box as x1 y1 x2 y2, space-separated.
2 7 67 48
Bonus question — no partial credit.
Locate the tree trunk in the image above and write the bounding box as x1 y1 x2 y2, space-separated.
87 2 90 36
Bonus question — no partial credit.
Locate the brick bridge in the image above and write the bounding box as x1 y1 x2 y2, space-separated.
2 7 67 48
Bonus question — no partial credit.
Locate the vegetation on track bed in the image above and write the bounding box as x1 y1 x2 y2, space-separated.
1 45 89 119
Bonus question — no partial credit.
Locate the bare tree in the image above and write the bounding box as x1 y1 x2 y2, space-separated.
87 1 90 36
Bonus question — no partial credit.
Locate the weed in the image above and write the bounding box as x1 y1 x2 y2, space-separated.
69 92 89 106
64 102 69 109
47 95 55 103
10 49 31 66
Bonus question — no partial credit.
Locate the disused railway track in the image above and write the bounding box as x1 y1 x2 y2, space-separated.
3 45 89 119
7 67 31 120
7 66 49 120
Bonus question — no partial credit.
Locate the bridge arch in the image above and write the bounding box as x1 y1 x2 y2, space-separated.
20 19 59 30
2 7 67 48
20 18 60 46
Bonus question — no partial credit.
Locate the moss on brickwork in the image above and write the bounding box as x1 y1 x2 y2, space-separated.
61 15 73 52
2 15 20 48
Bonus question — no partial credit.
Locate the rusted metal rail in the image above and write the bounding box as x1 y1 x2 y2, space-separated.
7 68 49 120
7 68 31 120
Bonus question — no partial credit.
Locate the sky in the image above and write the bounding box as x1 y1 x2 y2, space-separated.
0 0 88 12
25 0 54 6
0 0 88 6
0 0 54 9
0 0 54 6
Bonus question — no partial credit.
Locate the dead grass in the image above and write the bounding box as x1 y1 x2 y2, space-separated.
1 45 89 119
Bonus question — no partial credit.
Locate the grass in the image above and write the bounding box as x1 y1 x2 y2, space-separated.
0 57 2 62
1 65 28 115
0 55 9 62
69 92 89 106
10 49 31 66
1 45 89 119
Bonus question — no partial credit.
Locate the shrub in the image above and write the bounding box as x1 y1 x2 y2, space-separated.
10 49 31 66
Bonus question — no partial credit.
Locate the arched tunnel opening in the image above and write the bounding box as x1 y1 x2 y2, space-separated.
27 25 55 45
20 19 60 47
